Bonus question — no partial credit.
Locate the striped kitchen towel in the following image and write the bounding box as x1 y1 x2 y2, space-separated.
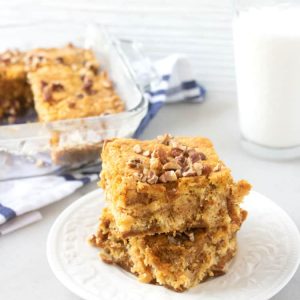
0 54 205 234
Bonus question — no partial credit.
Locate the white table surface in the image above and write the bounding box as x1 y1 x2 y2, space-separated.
1 93 299 300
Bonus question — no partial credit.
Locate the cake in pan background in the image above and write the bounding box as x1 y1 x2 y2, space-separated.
0 23 149 177
0 44 124 123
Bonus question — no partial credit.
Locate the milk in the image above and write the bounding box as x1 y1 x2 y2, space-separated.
233 8 300 148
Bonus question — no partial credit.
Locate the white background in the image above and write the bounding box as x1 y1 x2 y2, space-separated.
0 0 235 95
1 1 300 300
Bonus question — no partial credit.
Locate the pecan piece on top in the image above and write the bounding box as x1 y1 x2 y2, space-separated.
162 161 181 170
133 144 142 154
127 158 142 168
157 133 173 145
202 165 212 176
147 171 158 184
43 86 52 102
182 167 196 177
52 82 64 92
164 170 177 182
193 162 203 175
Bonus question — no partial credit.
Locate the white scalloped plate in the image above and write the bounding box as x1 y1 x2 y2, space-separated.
47 190 300 300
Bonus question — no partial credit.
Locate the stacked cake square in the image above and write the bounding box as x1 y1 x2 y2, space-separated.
90 135 251 291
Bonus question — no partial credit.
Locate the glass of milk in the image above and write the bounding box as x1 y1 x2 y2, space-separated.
233 0 300 159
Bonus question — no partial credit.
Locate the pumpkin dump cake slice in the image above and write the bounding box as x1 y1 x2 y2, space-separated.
100 135 251 237
90 207 238 292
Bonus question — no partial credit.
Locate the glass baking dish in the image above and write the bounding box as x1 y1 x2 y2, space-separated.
0 22 156 180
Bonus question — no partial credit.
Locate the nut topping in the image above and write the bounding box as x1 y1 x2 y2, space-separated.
143 150 151 157
130 136 213 184
182 167 196 177
162 161 181 170
175 155 187 167
213 163 222 172
43 86 52 102
202 165 212 175
83 77 93 93
188 150 202 163
55 56 64 64
133 144 142 154
193 162 203 175
170 148 183 157
147 171 158 184
149 157 161 171
163 170 177 182
52 82 64 92
157 134 173 145
187 232 195 242
127 158 142 168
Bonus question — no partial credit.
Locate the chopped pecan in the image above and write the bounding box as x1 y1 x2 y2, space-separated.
157 134 173 145
167 236 180 245
182 167 196 177
163 161 181 170
175 169 182 177
199 152 206 160
52 82 64 92
140 175 148 182
175 155 186 167
159 173 167 183
188 150 202 163
213 163 222 172
133 144 142 154
43 86 52 102
152 148 168 164
170 148 183 157
164 170 177 182
147 171 158 184
127 158 142 168
193 162 203 175
68 102 76 109
202 165 212 176
85 61 99 75
187 232 195 242
41 80 48 89
133 172 143 180
83 77 93 93
143 150 151 157
55 57 64 64
149 157 161 171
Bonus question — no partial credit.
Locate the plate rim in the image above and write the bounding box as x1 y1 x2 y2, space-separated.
47 189 300 300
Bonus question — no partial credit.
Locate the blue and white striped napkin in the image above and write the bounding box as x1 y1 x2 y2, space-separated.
0 54 205 234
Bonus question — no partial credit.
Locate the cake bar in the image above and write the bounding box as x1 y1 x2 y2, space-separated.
90 207 238 292
100 135 251 236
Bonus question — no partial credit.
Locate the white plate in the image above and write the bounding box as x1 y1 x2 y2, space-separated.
47 190 300 300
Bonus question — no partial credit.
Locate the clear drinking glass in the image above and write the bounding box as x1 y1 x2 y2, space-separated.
233 0 300 159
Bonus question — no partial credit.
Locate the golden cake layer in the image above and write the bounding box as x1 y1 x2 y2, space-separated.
90 207 238 292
